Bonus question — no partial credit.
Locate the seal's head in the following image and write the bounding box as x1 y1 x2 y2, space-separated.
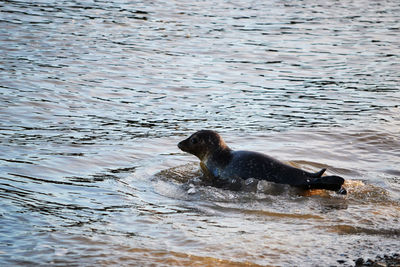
178 130 228 161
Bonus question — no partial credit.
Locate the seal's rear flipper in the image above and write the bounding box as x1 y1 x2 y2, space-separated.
310 168 326 178
302 175 345 192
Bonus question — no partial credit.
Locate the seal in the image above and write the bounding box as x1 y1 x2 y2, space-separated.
178 130 346 193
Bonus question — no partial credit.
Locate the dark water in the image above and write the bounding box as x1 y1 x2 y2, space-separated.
1 0 399 265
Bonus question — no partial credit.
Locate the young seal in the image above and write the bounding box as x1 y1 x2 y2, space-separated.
178 130 346 193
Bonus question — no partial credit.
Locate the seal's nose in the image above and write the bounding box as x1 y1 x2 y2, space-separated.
177 141 184 150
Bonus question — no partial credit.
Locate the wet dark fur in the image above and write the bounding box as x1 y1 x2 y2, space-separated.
178 130 346 193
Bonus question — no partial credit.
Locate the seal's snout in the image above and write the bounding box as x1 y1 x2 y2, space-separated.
177 140 186 151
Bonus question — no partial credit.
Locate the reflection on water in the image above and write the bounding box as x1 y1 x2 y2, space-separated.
1 0 399 266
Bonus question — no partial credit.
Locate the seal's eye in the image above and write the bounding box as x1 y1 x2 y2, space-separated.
190 137 199 144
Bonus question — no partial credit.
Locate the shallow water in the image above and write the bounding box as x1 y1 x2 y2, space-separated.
1 0 400 266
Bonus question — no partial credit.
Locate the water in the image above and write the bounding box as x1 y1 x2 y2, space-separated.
1 0 399 265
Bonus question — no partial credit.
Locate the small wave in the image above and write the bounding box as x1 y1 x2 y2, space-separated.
327 224 400 236
153 163 202 183
344 180 393 203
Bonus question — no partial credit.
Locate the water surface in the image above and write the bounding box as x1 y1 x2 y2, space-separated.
1 0 399 266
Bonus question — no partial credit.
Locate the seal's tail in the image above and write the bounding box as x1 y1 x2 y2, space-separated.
302 175 346 194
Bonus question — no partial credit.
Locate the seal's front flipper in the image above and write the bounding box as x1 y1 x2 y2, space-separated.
200 162 214 182
310 168 327 178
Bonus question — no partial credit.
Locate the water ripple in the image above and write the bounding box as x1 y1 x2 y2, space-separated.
1 0 400 265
